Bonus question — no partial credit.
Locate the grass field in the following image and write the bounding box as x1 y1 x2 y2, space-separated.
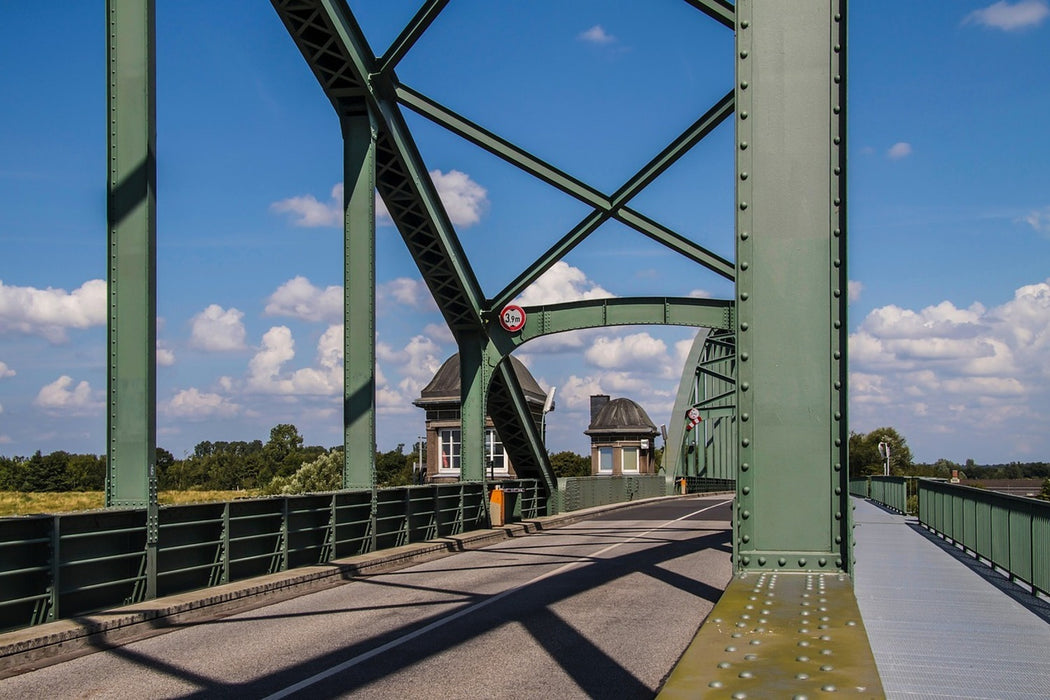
0 490 263 517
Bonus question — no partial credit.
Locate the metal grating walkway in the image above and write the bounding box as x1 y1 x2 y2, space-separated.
852 497 1050 699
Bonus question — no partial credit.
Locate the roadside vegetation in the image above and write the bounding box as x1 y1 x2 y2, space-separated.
0 422 598 515
6 423 1045 516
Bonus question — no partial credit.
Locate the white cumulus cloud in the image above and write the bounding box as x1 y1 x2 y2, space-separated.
0 361 14 379
190 304 247 352
0 279 106 343
1020 206 1050 235
379 278 438 312
429 170 488 227
585 332 670 373
34 376 102 416
246 325 343 396
849 278 1050 451
887 142 912 160
265 276 343 322
560 375 607 409
579 25 616 44
164 388 241 419
265 276 437 323
963 0 1049 30
270 183 343 227
517 262 613 306
157 345 176 367
271 170 488 229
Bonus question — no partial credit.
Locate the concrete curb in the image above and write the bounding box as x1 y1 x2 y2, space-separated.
0 493 720 678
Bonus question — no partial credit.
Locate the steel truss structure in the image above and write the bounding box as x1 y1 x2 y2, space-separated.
106 0 849 575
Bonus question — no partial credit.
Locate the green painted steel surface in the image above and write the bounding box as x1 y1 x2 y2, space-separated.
849 478 870 498
99 0 855 603
555 476 669 513
918 479 1050 597
0 481 544 633
666 329 738 481
679 477 736 495
270 0 556 495
342 111 378 489
868 476 907 514
733 0 850 573
106 0 157 511
458 337 489 482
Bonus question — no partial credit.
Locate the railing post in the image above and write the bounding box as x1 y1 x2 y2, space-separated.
48 516 61 623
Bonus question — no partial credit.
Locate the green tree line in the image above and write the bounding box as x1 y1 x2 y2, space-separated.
0 424 596 494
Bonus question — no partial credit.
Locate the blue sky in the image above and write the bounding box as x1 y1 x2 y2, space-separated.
1 1 1048 464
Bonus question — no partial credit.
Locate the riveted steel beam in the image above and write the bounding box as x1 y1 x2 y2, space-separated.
487 297 733 358
272 0 486 335
376 0 449 76
397 86 736 309
681 0 736 29
487 358 556 499
734 0 850 573
106 0 157 514
665 329 736 480
342 109 378 489
458 336 489 482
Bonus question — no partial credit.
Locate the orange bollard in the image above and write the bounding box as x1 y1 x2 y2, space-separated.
489 486 505 527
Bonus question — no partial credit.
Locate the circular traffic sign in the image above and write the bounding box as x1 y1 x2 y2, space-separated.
687 407 701 421
499 304 526 332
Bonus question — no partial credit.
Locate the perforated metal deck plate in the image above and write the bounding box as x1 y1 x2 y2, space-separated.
659 572 884 698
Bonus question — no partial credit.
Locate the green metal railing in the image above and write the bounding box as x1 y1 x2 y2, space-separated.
848 478 869 498
918 479 1050 597
555 475 669 513
679 477 736 495
869 476 908 514
0 480 544 633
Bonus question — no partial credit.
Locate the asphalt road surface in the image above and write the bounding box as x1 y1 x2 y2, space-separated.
0 496 732 699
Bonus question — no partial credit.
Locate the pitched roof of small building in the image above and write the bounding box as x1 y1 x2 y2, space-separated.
585 397 658 435
414 354 547 406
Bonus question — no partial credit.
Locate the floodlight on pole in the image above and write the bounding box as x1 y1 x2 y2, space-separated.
541 386 556 447
877 441 891 477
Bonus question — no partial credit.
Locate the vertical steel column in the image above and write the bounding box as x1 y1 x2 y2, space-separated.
458 336 489 482
106 1 156 515
342 110 377 489
734 0 849 573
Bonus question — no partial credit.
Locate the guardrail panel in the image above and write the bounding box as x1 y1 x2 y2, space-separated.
989 501 1010 572
918 479 1050 597
227 499 285 581
157 502 226 596
1008 506 1033 585
375 489 409 550
0 516 53 632
405 486 439 543
1033 511 1050 596
287 494 337 568
58 510 148 618
333 490 372 557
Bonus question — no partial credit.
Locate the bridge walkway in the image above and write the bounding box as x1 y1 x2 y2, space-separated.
853 497 1050 699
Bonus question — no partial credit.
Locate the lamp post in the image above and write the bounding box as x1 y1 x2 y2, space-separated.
417 435 426 484
877 440 891 477
541 386 556 448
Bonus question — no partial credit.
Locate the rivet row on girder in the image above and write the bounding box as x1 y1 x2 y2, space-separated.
829 0 849 573
734 0 754 560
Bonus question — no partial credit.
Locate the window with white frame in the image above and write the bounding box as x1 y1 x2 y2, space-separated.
439 428 460 472
486 428 509 473
622 446 639 473
598 447 614 473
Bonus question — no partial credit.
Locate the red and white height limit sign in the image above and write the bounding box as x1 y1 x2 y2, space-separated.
499 304 526 333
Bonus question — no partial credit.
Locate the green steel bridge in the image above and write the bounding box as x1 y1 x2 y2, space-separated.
3 1 1049 696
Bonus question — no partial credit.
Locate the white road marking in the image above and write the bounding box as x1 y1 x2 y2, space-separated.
262 499 731 699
